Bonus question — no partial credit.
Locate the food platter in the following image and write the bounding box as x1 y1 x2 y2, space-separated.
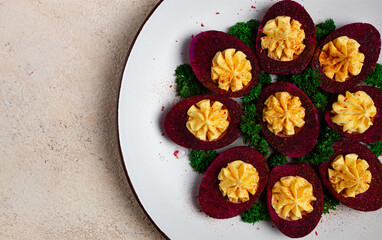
118 0 382 239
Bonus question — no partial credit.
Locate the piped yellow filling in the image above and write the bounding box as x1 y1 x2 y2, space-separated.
186 100 229 141
263 92 305 135
271 176 316 220
218 160 259 203
211 48 252 92
261 16 306 61
331 91 376 134
319 36 365 82
329 154 371 198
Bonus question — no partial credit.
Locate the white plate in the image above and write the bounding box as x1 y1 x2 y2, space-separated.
118 0 382 239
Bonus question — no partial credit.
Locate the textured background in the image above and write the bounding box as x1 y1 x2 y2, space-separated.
0 0 165 239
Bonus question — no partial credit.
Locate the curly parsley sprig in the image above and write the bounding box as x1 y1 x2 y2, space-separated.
189 150 218 173
323 191 340 214
369 141 382 157
316 19 336 43
240 201 269 223
175 64 209 98
278 67 329 110
364 63 382 89
268 152 288 168
241 73 272 157
228 19 260 48
240 106 270 157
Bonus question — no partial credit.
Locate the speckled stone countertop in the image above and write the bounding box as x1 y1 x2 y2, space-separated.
0 0 165 239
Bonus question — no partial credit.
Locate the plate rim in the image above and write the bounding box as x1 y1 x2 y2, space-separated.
116 0 382 239
116 1 168 239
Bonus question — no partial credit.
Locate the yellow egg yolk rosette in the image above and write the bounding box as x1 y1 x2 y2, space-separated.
319 36 365 82
261 16 306 61
331 91 376 134
328 154 371 198
271 176 316 220
263 92 305 135
218 160 259 203
211 48 252 92
186 99 229 141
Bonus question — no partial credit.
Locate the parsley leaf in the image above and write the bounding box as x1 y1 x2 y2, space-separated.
189 150 218 173
175 64 209 98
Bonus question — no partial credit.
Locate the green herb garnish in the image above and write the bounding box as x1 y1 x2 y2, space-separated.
189 150 218 173
316 19 336 42
323 192 340 214
240 108 270 157
268 152 288 168
243 73 272 104
240 201 269 223
175 64 209 98
228 19 260 48
240 75 271 157
369 141 382 157
279 67 329 110
364 63 382 89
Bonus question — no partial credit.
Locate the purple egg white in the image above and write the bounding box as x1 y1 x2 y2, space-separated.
199 146 269 219
189 30 260 97
255 0 316 74
318 140 382 211
267 163 323 238
311 23 381 93
164 94 241 150
256 82 319 157
325 86 382 143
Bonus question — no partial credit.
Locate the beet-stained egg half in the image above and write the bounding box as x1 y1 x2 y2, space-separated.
325 86 382 143
311 23 381 93
189 30 260 97
256 82 319 157
318 140 382 211
267 163 323 238
199 146 269 219
255 0 316 75
164 94 242 150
